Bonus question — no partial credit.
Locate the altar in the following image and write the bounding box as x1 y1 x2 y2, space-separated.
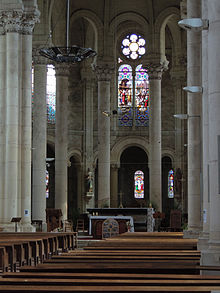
88 215 134 238
87 208 149 234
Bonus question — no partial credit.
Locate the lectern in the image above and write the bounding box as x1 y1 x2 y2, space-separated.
11 217 22 232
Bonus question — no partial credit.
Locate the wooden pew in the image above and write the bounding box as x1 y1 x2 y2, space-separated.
113 232 184 239
0 232 77 272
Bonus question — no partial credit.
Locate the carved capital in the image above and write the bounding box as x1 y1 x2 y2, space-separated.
92 63 115 82
144 63 165 80
55 64 70 77
22 11 40 35
1 10 23 33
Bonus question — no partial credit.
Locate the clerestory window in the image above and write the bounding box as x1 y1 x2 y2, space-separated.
118 34 149 127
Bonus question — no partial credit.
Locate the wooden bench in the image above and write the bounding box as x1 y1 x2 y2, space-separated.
0 232 77 272
1 232 219 292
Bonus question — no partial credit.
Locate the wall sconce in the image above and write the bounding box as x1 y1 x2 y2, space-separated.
102 110 118 117
178 18 209 31
183 86 203 93
173 114 200 119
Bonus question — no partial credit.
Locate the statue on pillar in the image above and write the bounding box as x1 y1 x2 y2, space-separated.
85 169 94 196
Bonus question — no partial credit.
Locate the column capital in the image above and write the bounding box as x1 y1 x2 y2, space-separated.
21 10 40 35
144 63 165 80
111 163 120 170
55 64 70 77
92 63 115 82
0 10 23 33
32 51 48 66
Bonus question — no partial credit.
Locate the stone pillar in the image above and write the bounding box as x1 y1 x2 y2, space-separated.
81 65 95 209
55 65 69 220
4 11 23 227
199 0 210 251
32 54 47 229
171 60 187 211
20 13 39 230
187 0 202 234
0 26 6 225
0 4 39 230
110 164 119 208
145 63 164 212
203 0 220 265
93 64 114 208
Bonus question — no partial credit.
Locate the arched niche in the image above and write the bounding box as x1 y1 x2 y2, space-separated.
119 146 149 208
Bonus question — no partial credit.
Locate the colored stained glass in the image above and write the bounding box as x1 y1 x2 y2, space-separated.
118 107 133 126
135 64 149 108
46 169 49 198
121 34 146 60
118 64 132 108
134 170 144 198
47 65 56 123
168 169 174 198
135 107 149 126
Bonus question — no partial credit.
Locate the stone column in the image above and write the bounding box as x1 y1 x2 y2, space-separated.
0 26 6 225
4 11 23 227
32 54 47 229
20 13 39 230
110 164 119 208
93 64 114 208
145 63 164 212
199 0 210 251
81 66 95 209
171 60 187 211
55 65 69 220
204 0 220 264
187 0 202 234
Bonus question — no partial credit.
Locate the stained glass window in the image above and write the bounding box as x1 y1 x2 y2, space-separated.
134 170 144 198
46 65 56 123
121 34 146 60
46 169 49 198
118 64 133 126
168 169 174 198
135 65 149 126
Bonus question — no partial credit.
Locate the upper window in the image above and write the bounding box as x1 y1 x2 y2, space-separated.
46 65 56 124
118 34 149 127
121 34 146 60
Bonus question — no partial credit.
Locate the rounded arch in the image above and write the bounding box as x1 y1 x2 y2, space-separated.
68 149 82 165
70 9 104 55
111 136 149 167
110 12 149 34
154 7 181 59
161 149 175 165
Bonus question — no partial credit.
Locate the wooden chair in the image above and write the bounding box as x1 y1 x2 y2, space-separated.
76 219 85 232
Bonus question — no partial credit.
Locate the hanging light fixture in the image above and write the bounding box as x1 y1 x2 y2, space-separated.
39 0 97 63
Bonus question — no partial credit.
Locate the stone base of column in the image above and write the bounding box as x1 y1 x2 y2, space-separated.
198 232 210 251
183 229 200 239
201 242 220 275
20 223 36 232
0 222 36 232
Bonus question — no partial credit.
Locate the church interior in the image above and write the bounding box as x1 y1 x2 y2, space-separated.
0 0 220 282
